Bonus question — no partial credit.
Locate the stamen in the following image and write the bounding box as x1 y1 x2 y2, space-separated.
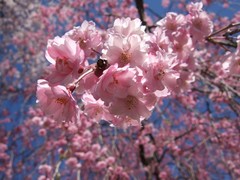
120 52 131 66
79 38 87 49
55 57 72 75
193 18 203 30
126 95 138 110
154 64 165 80
167 22 177 31
56 97 68 105
156 70 165 80
56 58 69 65
113 75 119 84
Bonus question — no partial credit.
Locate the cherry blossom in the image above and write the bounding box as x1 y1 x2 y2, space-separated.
81 93 111 122
2 0 240 179
223 36 240 74
108 84 157 120
109 17 145 38
187 2 213 42
142 52 179 95
102 34 147 67
45 36 86 85
92 64 137 103
157 12 187 39
147 27 170 55
36 79 79 123
65 20 103 58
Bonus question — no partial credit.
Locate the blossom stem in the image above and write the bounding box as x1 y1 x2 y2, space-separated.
91 48 102 55
75 68 95 86
67 67 95 93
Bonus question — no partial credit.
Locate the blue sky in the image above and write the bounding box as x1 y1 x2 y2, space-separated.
145 0 239 18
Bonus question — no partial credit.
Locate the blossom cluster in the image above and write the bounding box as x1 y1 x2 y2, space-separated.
223 38 240 75
37 2 213 127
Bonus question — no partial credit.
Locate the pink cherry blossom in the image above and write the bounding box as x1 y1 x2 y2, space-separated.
108 84 157 120
45 36 86 85
75 68 99 94
187 2 213 42
187 2 203 15
223 44 240 75
66 157 79 168
81 93 111 122
4 1 240 179
170 28 193 61
102 35 146 67
46 36 83 65
109 115 143 127
147 27 171 55
157 12 187 39
161 0 170 8
36 79 79 123
93 64 136 104
38 128 47 136
176 68 195 92
38 164 52 175
109 17 145 38
65 20 103 57
142 52 180 96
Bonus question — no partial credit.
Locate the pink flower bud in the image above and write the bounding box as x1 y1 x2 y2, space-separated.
66 157 78 168
38 129 47 136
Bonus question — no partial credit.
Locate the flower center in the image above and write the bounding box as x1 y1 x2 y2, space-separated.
56 58 73 75
154 64 165 80
174 43 183 52
120 52 131 66
156 70 165 80
56 58 68 65
79 38 87 49
193 18 203 30
126 95 138 110
166 22 177 31
94 108 102 116
56 97 68 105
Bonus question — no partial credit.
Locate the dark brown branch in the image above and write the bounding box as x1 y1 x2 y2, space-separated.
134 0 146 26
206 22 240 48
174 126 197 141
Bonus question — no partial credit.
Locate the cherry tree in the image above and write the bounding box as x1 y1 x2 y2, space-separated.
1 0 240 179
